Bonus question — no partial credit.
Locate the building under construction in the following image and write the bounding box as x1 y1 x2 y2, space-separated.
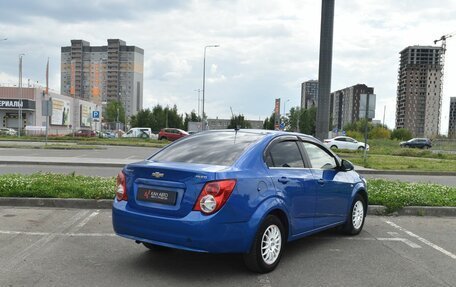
395 46 443 137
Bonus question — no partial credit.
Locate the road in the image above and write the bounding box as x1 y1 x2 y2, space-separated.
0 207 454 287
0 146 454 186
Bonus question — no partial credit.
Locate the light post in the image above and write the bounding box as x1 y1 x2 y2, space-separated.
18 54 25 137
201 44 219 131
194 89 201 119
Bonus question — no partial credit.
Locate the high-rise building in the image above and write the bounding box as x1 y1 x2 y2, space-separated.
395 46 443 137
330 84 375 130
449 97 456 138
300 80 318 109
61 39 144 119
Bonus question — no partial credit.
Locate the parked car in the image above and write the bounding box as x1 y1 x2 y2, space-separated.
400 138 432 149
112 130 368 273
0 128 17 136
123 128 158 140
158 128 189 141
323 136 369 151
74 129 96 137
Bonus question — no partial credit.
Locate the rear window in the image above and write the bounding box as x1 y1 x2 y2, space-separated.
149 131 265 166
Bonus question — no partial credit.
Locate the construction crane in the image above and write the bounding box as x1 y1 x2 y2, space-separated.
434 33 454 50
434 32 454 135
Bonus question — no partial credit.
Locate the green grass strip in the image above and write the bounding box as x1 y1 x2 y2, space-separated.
0 174 454 212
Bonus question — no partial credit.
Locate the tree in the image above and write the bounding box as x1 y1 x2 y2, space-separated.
184 111 200 130
299 107 317 135
391 128 412 140
129 104 185 132
228 114 252 129
369 126 391 139
263 112 276 130
105 100 125 124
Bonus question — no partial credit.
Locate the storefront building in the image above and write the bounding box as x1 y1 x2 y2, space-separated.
0 86 99 135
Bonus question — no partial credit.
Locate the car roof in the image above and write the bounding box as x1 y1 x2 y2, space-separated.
197 129 319 142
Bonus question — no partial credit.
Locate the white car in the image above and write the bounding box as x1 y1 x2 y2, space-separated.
122 128 158 140
323 136 369 151
0 128 17 136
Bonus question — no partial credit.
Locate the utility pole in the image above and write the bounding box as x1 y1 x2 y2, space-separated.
315 0 335 140
18 54 24 138
194 89 201 118
382 105 386 127
201 45 219 131
363 94 370 166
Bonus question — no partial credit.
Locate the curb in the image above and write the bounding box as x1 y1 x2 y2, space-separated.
0 197 112 209
0 198 455 216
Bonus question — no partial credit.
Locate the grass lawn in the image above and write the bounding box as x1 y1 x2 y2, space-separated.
0 173 455 212
340 153 456 172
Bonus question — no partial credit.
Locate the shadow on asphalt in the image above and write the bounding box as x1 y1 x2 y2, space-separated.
116 228 344 277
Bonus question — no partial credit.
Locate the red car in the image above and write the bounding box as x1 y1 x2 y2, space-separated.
74 129 96 137
158 128 189 141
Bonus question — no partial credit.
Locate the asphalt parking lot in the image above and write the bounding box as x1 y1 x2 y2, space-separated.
0 207 455 287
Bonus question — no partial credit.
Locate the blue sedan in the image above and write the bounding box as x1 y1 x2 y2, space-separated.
112 129 368 273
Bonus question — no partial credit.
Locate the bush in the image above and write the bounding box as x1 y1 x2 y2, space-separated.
391 128 412 140
346 131 364 141
369 127 391 139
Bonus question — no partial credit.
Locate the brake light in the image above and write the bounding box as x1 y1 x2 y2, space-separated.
193 180 236 215
115 171 128 201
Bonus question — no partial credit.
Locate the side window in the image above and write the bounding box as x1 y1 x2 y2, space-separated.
265 141 305 168
336 138 346 142
301 142 337 170
346 138 355 143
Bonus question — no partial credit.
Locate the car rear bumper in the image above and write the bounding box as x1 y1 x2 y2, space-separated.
112 199 255 253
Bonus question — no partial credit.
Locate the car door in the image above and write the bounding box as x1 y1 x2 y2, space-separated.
345 137 357 149
300 141 352 228
265 137 318 235
335 137 347 149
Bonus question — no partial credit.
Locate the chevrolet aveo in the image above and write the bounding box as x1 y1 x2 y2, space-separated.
112 130 368 273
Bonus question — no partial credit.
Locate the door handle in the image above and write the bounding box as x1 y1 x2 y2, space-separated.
278 177 289 184
317 178 325 185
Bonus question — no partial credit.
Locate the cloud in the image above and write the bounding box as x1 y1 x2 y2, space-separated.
0 0 455 133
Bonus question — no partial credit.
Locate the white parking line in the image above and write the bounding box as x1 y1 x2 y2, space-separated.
73 210 99 230
316 236 421 248
384 220 456 260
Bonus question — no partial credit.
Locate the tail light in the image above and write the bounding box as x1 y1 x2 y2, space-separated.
115 171 128 201
193 180 236 215
324 140 330 143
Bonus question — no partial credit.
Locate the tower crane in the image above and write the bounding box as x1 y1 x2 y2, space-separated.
434 32 454 134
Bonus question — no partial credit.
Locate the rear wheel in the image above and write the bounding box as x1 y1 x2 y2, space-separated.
330 145 338 150
243 215 285 273
341 194 366 235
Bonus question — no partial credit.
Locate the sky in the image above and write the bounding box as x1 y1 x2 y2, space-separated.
0 0 455 133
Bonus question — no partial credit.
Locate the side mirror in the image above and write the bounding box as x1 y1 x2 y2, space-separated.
340 159 354 171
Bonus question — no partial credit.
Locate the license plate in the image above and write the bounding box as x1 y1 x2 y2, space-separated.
137 188 177 205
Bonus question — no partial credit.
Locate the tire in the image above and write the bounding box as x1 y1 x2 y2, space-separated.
243 215 285 273
341 194 366 235
143 242 169 251
330 145 338 150
357 146 365 151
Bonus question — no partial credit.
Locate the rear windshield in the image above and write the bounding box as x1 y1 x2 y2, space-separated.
149 131 265 166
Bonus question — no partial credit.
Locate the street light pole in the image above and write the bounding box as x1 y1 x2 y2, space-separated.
18 54 24 138
194 89 201 118
202 44 219 131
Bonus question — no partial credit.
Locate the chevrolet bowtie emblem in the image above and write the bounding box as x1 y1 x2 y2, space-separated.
151 172 164 178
